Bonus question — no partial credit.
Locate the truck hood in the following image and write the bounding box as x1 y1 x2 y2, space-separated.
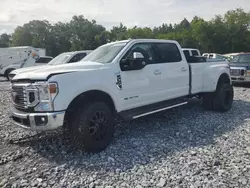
11 65 48 75
229 63 250 68
12 61 104 81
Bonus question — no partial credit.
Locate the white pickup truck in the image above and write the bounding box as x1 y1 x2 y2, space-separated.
10 39 233 152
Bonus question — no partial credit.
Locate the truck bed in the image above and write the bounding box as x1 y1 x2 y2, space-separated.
189 60 229 94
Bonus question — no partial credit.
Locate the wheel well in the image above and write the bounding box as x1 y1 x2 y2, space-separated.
64 90 116 125
4 68 15 77
217 73 230 87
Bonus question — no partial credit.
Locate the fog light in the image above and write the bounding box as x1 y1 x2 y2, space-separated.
35 116 48 126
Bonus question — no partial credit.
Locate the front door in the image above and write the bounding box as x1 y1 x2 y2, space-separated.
118 43 162 111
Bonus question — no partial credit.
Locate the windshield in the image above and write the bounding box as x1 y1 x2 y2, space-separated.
48 53 72 65
81 42 127 63
231 54 250 63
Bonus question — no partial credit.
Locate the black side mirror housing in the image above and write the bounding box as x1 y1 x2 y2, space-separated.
120 52 146 71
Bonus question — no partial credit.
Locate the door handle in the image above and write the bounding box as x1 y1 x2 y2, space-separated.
154 70 161 75
181 67 187 72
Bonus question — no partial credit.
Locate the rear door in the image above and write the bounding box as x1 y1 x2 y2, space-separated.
152 42 189 100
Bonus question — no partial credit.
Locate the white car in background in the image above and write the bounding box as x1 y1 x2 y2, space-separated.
0 46 46 80
9 50 92 80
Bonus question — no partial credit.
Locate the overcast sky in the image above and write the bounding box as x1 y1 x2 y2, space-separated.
0 0 250 34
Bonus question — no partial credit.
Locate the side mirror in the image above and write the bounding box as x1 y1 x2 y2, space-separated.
120 52 146 71
133 52 144 59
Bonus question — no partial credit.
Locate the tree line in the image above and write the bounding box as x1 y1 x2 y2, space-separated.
0 8 249 57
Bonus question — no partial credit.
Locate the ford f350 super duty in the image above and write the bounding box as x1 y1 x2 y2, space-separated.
9 39 234 152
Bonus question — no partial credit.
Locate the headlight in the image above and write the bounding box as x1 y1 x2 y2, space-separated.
33 82 58 112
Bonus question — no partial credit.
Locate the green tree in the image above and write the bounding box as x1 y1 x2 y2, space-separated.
110 23 127 41
0 33 11 47
8 8 250 56
224 8 250 52
69 15 107 51
126 26 154 39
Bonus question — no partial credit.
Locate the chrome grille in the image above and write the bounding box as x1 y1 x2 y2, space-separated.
11 85 27 109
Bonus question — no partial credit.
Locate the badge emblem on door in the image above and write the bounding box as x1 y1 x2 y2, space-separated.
115 72 122 90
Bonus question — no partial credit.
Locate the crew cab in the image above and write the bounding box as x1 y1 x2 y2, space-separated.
8 50 92 80
229 53 250 83
10 39 233 152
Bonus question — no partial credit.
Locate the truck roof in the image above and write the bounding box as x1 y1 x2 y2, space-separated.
74 50 93 53
58 50 92 56
39 56 53 58
130 39 179 43
108 39 180 46
235 52 250 55
182 48 199 51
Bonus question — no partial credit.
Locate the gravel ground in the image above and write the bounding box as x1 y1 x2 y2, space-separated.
1 77 250 188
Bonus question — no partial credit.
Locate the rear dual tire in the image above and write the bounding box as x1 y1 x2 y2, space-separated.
202 83 234 112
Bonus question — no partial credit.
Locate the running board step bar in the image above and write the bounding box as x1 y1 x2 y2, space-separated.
119 96 189 121
132 102 187 119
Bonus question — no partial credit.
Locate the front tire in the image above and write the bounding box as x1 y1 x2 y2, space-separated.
70 102 115 153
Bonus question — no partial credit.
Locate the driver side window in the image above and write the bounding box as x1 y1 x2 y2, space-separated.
122 43 154 64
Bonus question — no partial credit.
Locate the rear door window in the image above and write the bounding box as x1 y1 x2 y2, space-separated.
183 50 190 58
153 43 182 63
